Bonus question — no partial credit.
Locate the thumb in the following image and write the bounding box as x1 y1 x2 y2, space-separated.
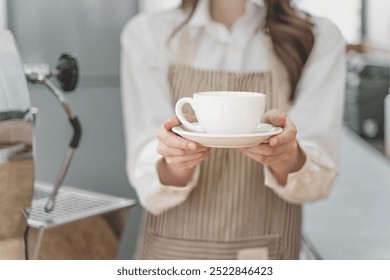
263 109 286 127
163 115 180 131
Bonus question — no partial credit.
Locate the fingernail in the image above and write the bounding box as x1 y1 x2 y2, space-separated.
271 138 278 146
188 143 196 150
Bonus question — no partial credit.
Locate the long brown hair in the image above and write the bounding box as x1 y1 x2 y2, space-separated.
175 0 315 101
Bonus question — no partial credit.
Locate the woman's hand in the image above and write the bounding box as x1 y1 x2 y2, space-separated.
156 115 210 186
236 109 306 185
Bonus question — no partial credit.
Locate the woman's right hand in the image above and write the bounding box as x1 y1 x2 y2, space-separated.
156 115 210 186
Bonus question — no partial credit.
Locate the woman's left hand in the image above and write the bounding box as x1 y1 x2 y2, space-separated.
236 109 303 168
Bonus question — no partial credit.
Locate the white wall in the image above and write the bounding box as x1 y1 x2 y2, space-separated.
366 0 390 48
0 0 6 31
138 0 362 43
138 0 390 47
297 0 362 43
298 0 390 47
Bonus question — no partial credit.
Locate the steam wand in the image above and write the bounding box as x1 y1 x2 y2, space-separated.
24 54 81 212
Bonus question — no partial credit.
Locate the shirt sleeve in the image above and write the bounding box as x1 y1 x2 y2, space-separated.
264 17 346 204
120 14 199 215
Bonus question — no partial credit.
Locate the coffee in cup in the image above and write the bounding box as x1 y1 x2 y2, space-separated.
175 91 266 134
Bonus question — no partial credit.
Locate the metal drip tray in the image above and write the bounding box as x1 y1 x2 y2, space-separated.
27 183 136 229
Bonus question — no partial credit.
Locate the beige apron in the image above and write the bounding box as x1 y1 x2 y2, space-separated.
135 28 301 260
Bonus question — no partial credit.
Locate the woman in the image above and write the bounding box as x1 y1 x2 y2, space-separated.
121 0 345 259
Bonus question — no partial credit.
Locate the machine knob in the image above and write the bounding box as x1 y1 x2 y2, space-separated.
54 53 79 92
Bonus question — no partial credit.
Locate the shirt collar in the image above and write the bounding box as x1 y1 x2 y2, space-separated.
188 0 265 28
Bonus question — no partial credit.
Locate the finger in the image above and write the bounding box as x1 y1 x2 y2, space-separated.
180 150 210 166
158 126 199 150
238 149 290 165
158 143 209 157
181 152 210 169
163 115 181 131
165 150 210 166
263 109 286 127
268 118 296 147
261 154 291 165
165 131 208 150
268 132 296 148
238 142 290 156
163 114 197 131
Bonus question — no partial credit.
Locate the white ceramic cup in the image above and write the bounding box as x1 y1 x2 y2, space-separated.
175 91 266 134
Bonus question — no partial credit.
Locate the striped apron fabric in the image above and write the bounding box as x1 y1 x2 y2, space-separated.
135 29 301 260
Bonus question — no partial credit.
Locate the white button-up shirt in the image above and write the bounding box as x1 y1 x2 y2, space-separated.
120 0 346 215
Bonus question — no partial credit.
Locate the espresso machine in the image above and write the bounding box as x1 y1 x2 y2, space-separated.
0 30 34 260
0 30 135 260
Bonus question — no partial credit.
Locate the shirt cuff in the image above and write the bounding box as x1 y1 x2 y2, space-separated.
263 151 336 204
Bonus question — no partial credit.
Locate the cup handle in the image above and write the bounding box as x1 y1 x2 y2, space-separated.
175 97 204 132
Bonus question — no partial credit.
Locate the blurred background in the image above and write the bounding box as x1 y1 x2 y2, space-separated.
0 0 389 259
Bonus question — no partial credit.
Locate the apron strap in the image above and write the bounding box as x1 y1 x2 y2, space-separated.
264 35 291 111
176 26 205 65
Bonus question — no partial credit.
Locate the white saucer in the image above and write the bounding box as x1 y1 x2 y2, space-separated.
172 123 283 148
